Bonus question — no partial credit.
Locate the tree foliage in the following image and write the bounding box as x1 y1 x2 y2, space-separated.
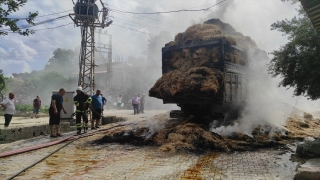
44 48 78 77
0 71 6 91
268 5 320 100
0 0 38 36
5 71 77 104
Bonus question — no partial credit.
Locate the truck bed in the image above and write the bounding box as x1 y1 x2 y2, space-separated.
161 39 247 106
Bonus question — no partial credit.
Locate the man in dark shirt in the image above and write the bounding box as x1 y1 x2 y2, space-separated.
49 88 67 137
74 86 92 135
32 96 41 118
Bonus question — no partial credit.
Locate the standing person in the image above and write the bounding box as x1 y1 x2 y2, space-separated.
31 96 41 118
49 88 67 138
0 92 16 128
117 95 122 110
74 87 92 135
106 94 112 109
91 89 102 129
132 94 140 115
101 94 107 115
137 94 141 113
140 94 146 113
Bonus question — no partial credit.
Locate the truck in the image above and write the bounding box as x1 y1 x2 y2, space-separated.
160 39 247 119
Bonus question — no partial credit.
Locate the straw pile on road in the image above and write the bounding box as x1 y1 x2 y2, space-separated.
96 110 320 153
95 118 283 152
285 112 320 139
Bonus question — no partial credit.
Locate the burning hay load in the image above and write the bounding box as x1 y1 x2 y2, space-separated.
95 108 320 153
94 19 320 153
149 19 259 99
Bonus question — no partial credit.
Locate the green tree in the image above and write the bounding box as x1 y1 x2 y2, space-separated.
0 70 5 91
44 48 78 77
0 70 6 101
268 3 320 100
6 71 77 104
0 0 38 36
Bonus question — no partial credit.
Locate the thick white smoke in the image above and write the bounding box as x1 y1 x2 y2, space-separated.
211 48 306 137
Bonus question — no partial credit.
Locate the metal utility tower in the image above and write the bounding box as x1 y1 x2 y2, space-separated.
95 29 112 92
69 0 112 94
0 69 4 102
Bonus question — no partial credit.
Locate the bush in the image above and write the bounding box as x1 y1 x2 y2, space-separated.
40 105 49 114
15 104 49 114
15 104 33 112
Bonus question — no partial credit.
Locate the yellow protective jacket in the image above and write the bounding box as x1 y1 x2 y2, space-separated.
73 92 92 113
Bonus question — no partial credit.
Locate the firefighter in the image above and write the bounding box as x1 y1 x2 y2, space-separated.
73 86 92 135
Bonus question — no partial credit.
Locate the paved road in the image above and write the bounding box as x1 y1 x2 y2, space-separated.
0 110 298 180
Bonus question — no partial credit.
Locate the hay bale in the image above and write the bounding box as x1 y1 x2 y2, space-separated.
149 67 222 99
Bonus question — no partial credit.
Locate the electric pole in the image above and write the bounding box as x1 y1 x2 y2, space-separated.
69 0 113 94
95 29 112 92
0 69 4 102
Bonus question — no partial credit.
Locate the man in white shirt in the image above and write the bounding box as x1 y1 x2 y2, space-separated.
106 94 112 110
117 95 122 110
0 92 16 127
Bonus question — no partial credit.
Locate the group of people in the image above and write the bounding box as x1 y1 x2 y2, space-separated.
131 94 145 115
49 87 104 137
103 94 123 110
1 88 148 138
0 93 42 128
74 87 104 135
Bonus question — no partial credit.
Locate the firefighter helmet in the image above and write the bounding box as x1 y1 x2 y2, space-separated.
76 86 83 92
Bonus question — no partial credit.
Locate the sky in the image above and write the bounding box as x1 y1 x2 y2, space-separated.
2 0 320 112
0 0 299 75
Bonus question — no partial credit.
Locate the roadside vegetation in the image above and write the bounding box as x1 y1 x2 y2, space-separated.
15 104 50 114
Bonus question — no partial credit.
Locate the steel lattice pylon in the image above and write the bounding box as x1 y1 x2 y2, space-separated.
79 25 95 94
95 30 112 92
69 0 112 95
106 34 112 92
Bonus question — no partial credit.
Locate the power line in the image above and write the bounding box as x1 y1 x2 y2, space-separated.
32 23 73 32
1 15 70 32
19 15 69 29
36 10 73 18
4 22 155 38
111 24 155 36
111 16 171 33
109 0 227 14
6 10 73 20
107 4 181 28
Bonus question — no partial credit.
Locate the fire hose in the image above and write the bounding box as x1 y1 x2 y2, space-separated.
1 123 135 180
